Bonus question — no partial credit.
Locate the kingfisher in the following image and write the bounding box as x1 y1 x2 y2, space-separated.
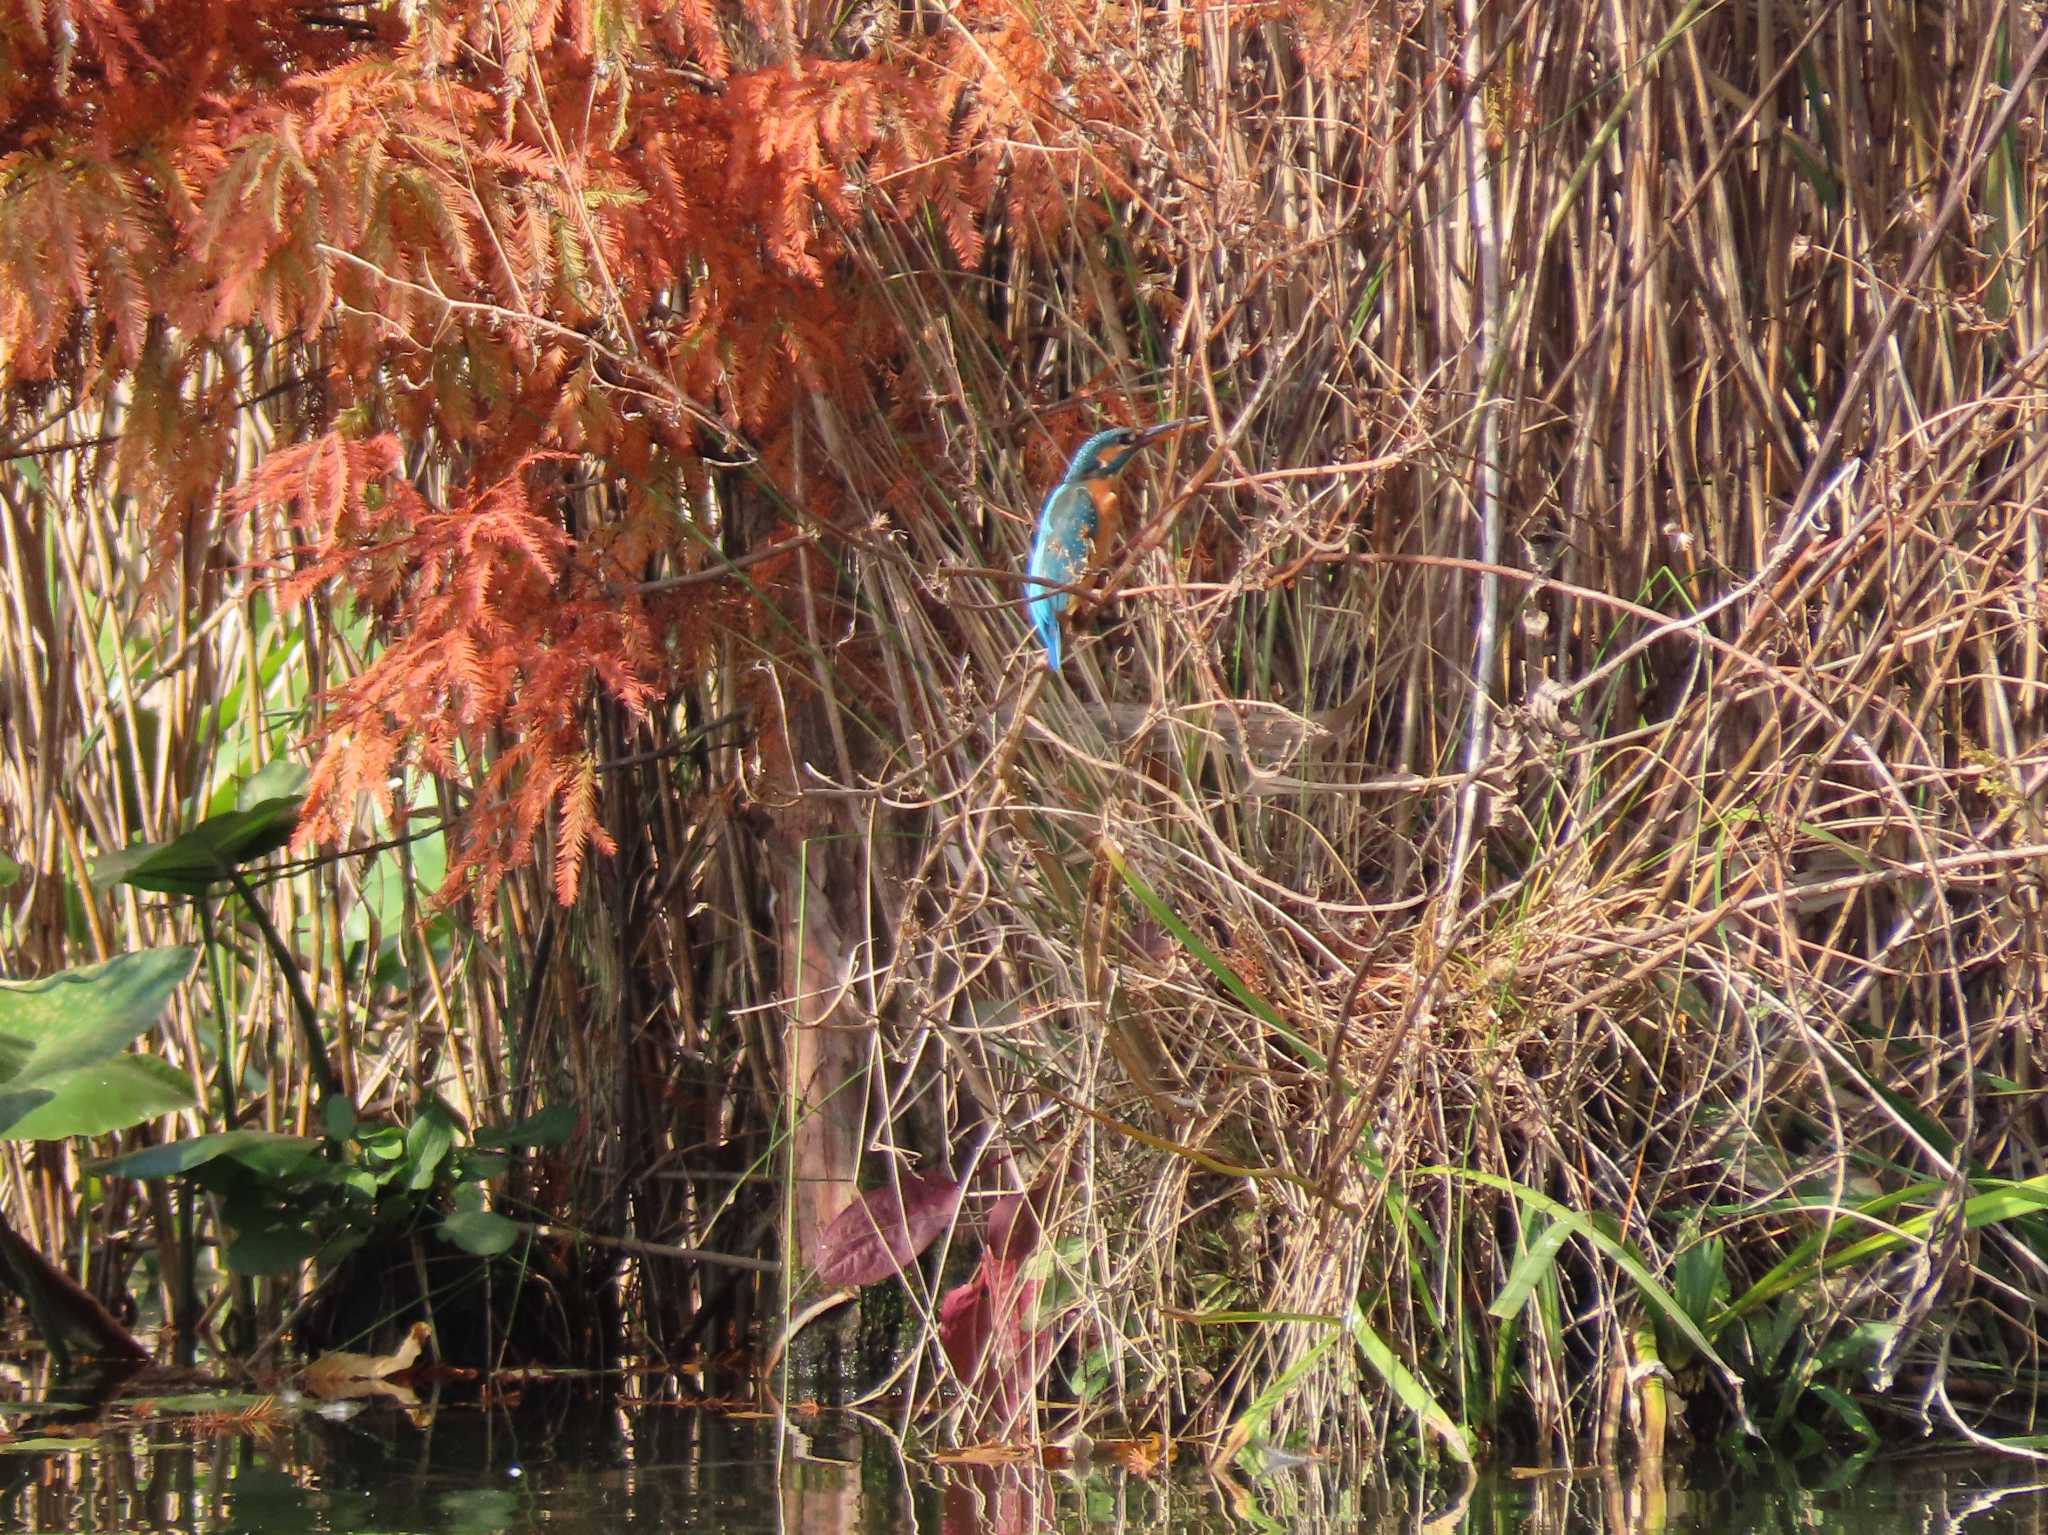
1025 416 1203 670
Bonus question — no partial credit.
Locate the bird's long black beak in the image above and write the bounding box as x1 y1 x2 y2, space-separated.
1135 414 1205 445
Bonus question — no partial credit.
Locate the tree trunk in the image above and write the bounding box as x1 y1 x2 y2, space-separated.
775 808 870 1371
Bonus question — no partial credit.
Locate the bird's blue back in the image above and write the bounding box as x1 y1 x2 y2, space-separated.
1025 429 1142 670
1027 481 1098 670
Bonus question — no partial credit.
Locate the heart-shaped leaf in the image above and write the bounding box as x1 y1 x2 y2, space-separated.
226 1222 321 1274
440 1210 520 1257
475 1102 577 1150
0 948 196 1138
1 1055 195 1140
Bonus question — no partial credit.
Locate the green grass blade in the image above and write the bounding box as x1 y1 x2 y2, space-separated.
1099 838 1325 1071
1421 1166 1741 1386
1347 1301 1471 1463
1489 1216 1573 1320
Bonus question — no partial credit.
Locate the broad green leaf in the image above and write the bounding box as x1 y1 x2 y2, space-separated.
91 791 304 896
405 1108 454 1190
440 1209 520 1257
317 1230 369 1268
1673 1236 1724 1321
1 1055 195 1140
96 1130 318 1181
1663 1235 1727 1366
0 1087 52 1133
1348 1302 1471 1463
321 1094 358 1143
346 826 443 953
238 758 310 811
457 1151 509 1183
477 1102 576 1150
226 1222 321 1274
0 948 196 1132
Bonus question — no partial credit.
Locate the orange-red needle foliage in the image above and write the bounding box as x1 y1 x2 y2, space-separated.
0 0 1258 899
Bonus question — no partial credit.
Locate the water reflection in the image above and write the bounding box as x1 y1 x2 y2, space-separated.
0 1391 2037 1535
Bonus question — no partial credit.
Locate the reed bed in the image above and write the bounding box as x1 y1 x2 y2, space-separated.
1 0 2045 1465
810 0 2048 1459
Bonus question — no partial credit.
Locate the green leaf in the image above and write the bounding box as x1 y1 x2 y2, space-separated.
1673 1235 1724 1324
0 947 196 1083
95 1130 318 1181
317 1230 369 1269
0 948 196 1136
440 1209 520 1257
1 1056 195 1140
0 1087 55 1134
91 789 305 896
1347 1302 1471 1463
1809 1383 1879 1449
238 758 310 811
1723 1174 2048 1323
405 1107 454 1190
1489 1216 1573 1320
456 1151 509 1183
1422 1166 1744 1396
1222 1320 1342 1466
476 1102 577 1150
226 1222 321 1274
1817 1318 1898 1371
1098 840 1325 1072
134 1393 278 1414
321 1094 357 1143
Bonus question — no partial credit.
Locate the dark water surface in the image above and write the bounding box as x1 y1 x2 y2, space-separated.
0 1393 2040 1535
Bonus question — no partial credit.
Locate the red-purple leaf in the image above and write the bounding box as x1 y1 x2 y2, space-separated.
938 1264 996 1383
939 1248 1055 1422
814 1171 964 1287
985 1188 1042 1265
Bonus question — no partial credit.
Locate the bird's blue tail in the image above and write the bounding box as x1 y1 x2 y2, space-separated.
1028 584 1063 670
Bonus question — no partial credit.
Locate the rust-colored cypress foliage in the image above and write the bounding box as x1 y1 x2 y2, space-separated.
1 0 1264 899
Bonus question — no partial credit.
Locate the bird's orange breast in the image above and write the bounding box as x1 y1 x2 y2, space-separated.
1085 477 1123 570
